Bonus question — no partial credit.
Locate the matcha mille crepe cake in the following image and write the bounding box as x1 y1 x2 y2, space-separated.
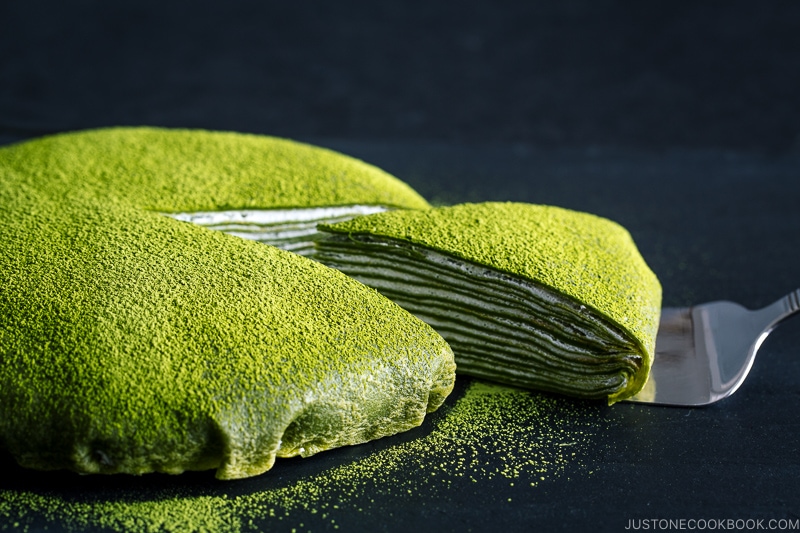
0 127 430 255
0 179 455 479
316 202 662 404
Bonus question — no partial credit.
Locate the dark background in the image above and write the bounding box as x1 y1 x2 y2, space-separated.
1 1 799 532
2 0 800 153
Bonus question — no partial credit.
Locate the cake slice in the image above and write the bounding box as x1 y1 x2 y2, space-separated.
316 202 661 403
0 127 429 255
0 179 455 479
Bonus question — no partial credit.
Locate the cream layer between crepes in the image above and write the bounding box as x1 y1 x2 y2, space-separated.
167 205 388 254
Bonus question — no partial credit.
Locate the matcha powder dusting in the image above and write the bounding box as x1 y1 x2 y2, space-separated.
0 381 608 532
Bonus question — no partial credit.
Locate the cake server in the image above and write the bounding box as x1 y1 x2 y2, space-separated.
626 289 800 406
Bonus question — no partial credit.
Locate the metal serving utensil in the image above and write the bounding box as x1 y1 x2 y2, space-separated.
626 289 800 406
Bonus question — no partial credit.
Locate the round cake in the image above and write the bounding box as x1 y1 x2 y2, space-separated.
0 132 455 480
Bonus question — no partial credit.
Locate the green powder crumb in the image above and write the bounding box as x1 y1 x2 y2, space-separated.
0 381 606 532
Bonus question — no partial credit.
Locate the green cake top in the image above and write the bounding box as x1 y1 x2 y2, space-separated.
0 177 452 479
0 127 431 213
320 202 662 360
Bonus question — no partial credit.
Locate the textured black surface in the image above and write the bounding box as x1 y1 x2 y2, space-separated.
1 1 799 531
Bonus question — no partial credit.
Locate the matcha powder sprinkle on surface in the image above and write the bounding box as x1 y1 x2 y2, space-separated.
0 381 609 532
